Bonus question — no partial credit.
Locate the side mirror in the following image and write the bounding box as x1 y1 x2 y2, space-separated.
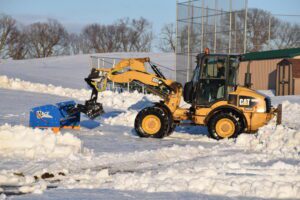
183 81 193 103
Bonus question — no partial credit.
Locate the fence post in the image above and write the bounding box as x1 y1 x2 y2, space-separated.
214 0 218 53
97 58 100 69
112 59 115 91
201 0 204 52
268 15 272 49
228 0 232 54
187 0 191 82
175 0 178 82
243 0 248 53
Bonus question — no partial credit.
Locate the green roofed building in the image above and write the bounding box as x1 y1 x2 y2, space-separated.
242 48 300 61
238 48 300 96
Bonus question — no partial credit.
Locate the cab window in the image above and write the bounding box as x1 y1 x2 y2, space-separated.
195 56 227 105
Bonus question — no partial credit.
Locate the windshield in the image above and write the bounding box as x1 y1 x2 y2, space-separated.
228 56 240 86
192 64 200 84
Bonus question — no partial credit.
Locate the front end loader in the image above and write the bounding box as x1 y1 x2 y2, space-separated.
30 51 282 139
75 53 281 139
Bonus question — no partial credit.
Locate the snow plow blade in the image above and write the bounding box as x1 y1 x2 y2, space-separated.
29 101 80 133
67 99 104 120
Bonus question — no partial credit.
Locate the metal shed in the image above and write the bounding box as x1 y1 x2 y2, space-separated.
276 59 300 96
238 48 300 95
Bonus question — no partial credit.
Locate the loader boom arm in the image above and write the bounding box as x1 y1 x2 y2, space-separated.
82 57 183 118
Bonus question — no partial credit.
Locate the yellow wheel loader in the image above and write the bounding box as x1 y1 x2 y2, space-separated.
74 51 282 140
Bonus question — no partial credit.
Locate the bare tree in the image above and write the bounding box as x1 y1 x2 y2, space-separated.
225 8 279 52
82 24 106 53
0 14 17 58
274 21 300 49
25 19 69 58
68 33 82 55
129 17 153 52
247 9 279 51
7 28 28 59
116 18 131 52
82 17 153 53
158 23 176 52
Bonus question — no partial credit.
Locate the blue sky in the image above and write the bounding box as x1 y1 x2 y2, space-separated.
0 0 176 33
0 0 299 34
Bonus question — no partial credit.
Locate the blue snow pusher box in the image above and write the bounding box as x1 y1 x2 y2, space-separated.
29 101 80 133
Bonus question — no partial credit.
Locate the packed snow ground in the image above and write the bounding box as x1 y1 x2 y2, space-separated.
0 54 299 200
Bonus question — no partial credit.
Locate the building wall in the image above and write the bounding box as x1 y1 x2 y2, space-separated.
293 78 300 95
238 59 282 90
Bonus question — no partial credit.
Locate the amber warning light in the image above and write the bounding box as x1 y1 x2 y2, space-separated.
204 48 210 54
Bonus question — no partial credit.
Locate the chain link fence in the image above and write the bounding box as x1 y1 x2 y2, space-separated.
176 0 300 84
176 0 247 84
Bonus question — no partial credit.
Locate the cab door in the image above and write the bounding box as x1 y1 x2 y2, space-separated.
277 62 291 96
194 55 228 106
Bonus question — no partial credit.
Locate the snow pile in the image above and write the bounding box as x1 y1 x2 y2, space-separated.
281 100 300 129
0 124 82 159
99 90 158 110
0 75 159 110
111 162 299 198
98 144 300 199
104 110 138 127
282 100 300 111
0 75 90 101
257 90 275 97
236 124 300 157
0 170 47 194
235 101 300 157
0 194 6 200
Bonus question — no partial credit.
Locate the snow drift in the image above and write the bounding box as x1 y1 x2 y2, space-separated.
235 124 300 158
0 75 159 110
0 124 82 159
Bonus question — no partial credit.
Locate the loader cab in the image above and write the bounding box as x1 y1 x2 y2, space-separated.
183 52 240 106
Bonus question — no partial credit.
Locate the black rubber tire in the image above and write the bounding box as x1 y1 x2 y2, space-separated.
208 112 242 140
134 106 170 138
155 105 175 137
165 123 176 137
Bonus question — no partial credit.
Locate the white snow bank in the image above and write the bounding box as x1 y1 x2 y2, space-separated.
99 90 158 110
0 76 159 110
281 100 300 129
104 110 138 127
0 124 82 159
236 124 300 157
235 101 300 158
0 75 89 101
257 90 275 97
0 194 6 200
101 144 300 199
0 170 47 194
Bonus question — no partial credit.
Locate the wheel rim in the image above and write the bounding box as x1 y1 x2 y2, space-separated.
141 114 161 135
215 118 235 138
